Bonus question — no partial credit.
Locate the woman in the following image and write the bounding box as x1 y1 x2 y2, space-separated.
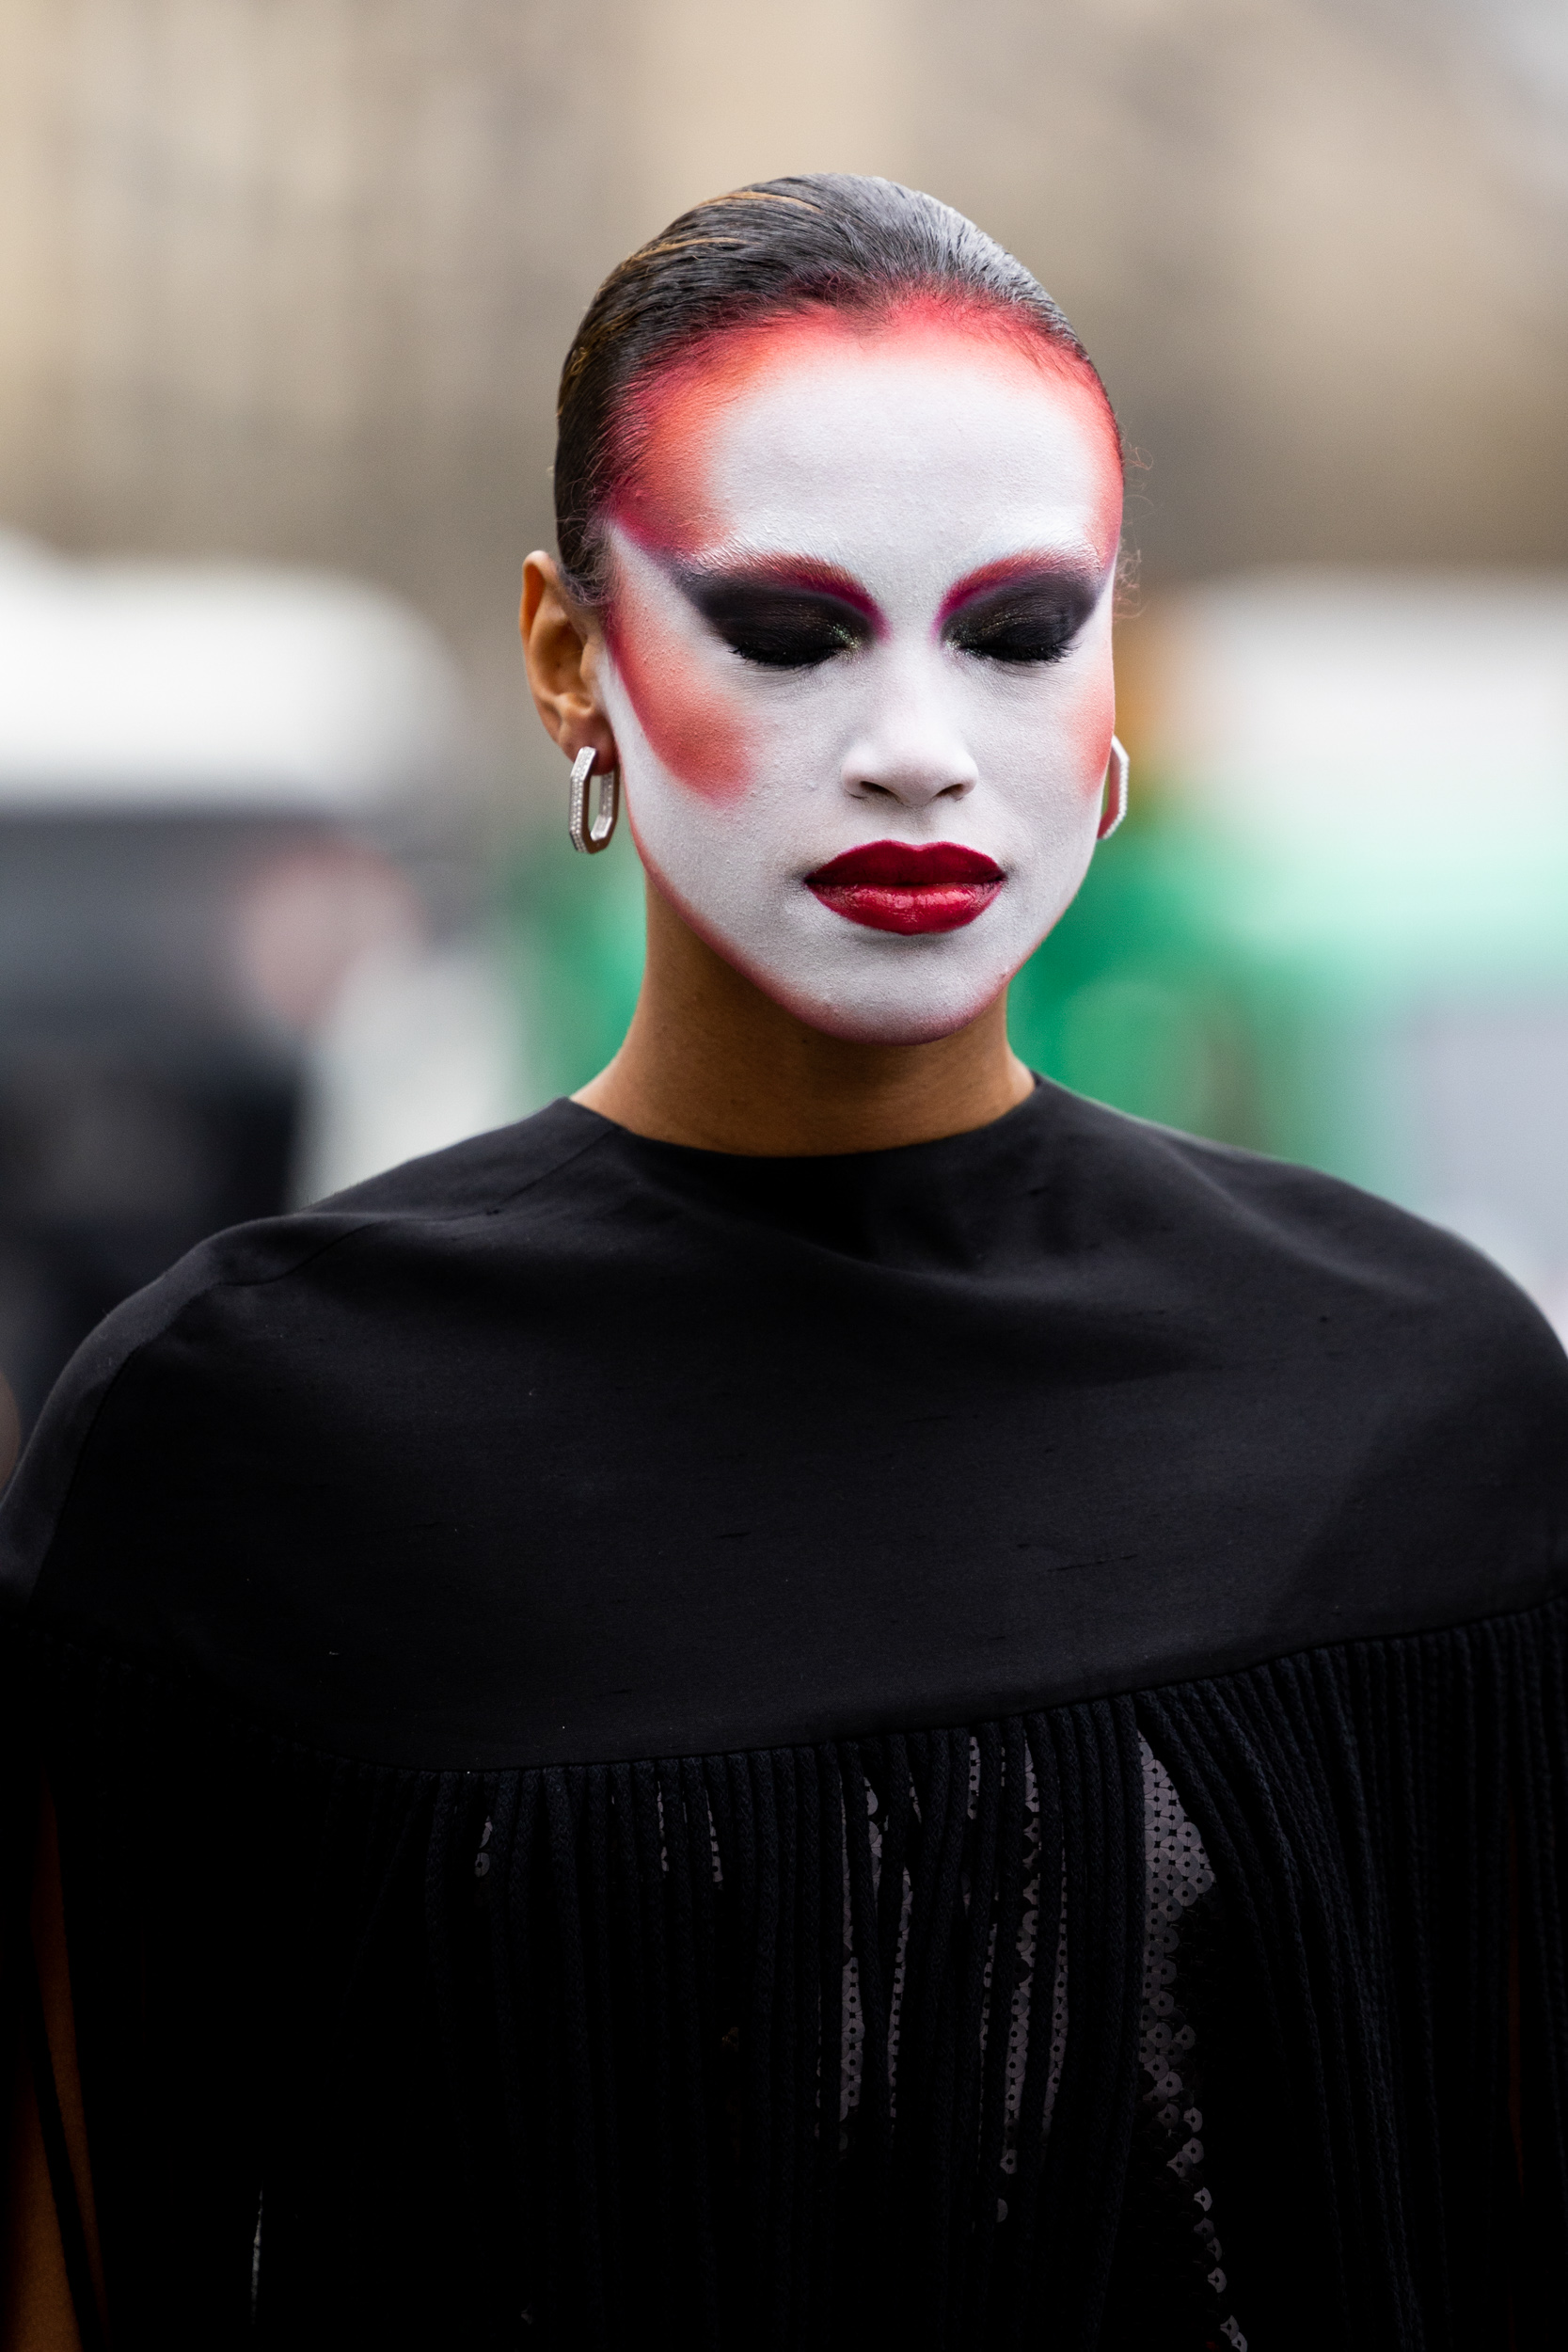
3 175 1566 2351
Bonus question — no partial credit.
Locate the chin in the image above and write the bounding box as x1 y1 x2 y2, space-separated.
727 938 1016 1048
639 834 1064 1050
794 995 1004 1047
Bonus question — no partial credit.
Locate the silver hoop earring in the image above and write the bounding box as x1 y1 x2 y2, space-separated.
568 746 619 854
1097 735 1130 840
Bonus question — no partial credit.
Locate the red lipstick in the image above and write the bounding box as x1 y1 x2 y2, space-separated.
805 840 1005 934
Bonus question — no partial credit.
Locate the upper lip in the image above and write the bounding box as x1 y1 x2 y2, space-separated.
805 841 1004 887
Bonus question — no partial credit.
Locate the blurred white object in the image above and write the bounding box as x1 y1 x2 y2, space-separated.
1145 569 1568 1342
293 944 526 1205
1155 570 1568 876
228 839 531 1196
0 530 469 815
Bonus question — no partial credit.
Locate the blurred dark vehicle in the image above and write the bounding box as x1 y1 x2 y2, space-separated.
0 534 493 1430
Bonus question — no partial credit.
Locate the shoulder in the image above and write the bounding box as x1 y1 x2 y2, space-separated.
0 1101 611 1616
316 1095 611 1219
1048 1078 1560 1326
1040 1078 1568 1465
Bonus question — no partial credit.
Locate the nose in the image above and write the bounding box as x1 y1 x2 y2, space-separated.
841 651 979 808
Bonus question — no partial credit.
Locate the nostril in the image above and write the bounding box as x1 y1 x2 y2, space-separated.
845 755 977 803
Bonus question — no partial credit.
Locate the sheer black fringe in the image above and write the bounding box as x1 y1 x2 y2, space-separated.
13 1597 1568 2350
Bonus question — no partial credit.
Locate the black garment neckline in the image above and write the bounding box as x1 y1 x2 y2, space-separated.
6 1076 1564 1769
553 1067 1050 1178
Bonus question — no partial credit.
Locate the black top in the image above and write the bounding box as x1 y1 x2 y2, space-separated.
5 1083 1563 1766
3 1082 1566 2351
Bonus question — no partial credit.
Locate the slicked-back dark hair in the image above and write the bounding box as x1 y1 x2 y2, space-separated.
554 173 1119 603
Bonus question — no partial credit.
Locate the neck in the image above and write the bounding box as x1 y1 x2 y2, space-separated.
574 878 1035 1156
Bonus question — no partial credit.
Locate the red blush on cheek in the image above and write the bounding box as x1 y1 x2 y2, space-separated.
604 567 754 803
1074 678 1117 803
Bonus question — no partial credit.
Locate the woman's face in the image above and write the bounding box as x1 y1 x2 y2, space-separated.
594 306 1123 1045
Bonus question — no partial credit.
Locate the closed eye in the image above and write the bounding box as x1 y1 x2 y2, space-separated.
944 582 1096 666
683 581 874 670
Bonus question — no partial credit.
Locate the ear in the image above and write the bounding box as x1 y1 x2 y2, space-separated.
521 553 619 771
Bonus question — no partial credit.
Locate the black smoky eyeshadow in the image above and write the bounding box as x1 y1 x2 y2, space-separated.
944 581 1097 665
682 580 872 670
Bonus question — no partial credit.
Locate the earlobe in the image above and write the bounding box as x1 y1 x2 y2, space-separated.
521 550 619 773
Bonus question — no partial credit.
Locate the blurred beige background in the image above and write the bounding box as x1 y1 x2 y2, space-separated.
1 0 1565 792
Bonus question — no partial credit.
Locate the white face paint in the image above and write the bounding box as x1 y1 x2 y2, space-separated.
594 306 1123 1045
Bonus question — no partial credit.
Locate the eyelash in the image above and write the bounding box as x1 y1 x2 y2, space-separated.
690 591 1087 671
945 605 1083 665
702 601 870 671
722 624 863 669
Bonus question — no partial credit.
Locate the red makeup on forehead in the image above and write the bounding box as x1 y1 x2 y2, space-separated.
607 291 1121 563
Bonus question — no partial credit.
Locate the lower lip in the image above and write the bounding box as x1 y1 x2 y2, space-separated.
806 880 1004 935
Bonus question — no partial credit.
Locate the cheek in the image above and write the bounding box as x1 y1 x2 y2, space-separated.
605 574 755 804
1069 668 1117 797
984 661 1114 813
1050 610 1117 803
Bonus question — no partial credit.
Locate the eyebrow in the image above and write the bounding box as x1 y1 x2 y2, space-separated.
936 552 1105 630
672 555 883 628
